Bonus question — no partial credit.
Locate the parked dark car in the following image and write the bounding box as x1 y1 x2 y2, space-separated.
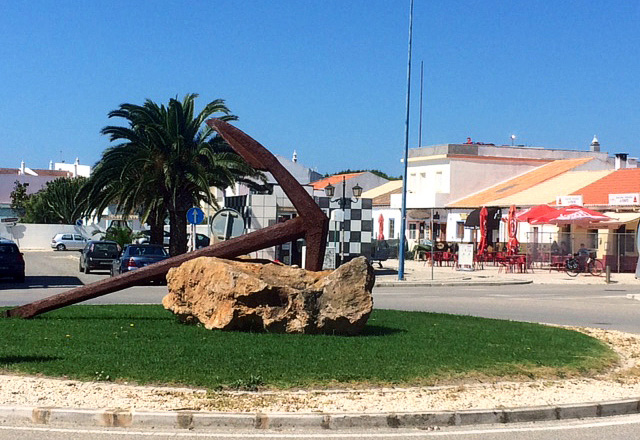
0 238 25 282
79 240 120 274
190 233 210 249
111 244 170 276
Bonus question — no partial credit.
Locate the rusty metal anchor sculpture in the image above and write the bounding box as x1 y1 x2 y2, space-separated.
5 119 329 319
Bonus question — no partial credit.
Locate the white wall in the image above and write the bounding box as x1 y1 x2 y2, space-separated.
0 223 94 249
372 208 401 241
401 160 451 208
446 212 474 243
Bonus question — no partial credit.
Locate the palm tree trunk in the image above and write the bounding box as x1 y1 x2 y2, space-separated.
147 208 165 246
169 206 189 256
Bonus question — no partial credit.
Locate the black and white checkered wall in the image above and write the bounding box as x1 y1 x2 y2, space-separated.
316 197 373 262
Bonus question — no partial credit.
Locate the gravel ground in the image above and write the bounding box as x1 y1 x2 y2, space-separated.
2 326 640 413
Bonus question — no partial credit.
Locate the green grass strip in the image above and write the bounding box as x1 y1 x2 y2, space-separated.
0 305 616 389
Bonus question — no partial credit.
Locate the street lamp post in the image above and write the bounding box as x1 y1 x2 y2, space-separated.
325 177 363 267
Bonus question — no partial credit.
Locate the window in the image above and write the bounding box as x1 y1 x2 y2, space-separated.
388 218 395 239
435 171 443 192
456 221 465 239
408 223 417 239
62 234 72 240
616 226 635 254
587 229 598 249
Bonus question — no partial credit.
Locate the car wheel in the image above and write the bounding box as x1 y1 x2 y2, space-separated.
14 273 25 283
79 260 83 272
56 244 66 251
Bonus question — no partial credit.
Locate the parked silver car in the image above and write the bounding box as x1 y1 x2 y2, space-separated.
51 233 88 251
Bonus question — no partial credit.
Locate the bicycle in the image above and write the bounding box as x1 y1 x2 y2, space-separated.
564 253 604 277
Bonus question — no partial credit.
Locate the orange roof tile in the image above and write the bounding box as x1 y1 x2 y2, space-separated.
448 157 594 208
310 173 364 190
571 168 640 205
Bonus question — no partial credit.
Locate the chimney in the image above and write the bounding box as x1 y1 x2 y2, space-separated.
615 153 628 170
292 150 298 163
590 135 600 152
19 161 25 175
49 160 53 170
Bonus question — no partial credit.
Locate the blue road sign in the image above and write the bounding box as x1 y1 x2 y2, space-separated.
187 207 205 225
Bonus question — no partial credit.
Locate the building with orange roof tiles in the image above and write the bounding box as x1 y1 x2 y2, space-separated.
389 138 622 250
448 157 596 208
570 168 640 207
310 172 389 199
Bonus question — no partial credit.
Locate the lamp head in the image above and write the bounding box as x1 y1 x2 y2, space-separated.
324 183 335 198
352 184 363 199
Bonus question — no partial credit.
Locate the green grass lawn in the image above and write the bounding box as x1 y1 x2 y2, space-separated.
0 305 616 390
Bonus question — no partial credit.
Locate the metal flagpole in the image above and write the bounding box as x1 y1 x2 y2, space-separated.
398 0 414 281
419 60 424 148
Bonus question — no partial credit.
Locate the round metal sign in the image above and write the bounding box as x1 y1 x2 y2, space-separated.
187 207 205 225
210 208 245 241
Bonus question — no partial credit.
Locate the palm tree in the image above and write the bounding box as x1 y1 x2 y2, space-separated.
82 94 265 255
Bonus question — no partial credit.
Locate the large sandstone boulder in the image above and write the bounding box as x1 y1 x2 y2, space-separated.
162 256 374 335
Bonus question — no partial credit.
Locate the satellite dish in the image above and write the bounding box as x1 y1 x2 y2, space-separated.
210 208 245 241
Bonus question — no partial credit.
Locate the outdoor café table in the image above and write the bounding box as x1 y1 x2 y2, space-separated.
431 251 454 266
500 254 529 273
550 255 570 272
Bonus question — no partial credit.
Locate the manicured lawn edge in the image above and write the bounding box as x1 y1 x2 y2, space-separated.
0 305 617 390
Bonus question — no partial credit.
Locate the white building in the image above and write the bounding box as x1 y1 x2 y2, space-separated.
390 139 628 250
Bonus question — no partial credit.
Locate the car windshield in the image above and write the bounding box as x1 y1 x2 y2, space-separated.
130 246 167 257
0 244 17 254
95 243 118 253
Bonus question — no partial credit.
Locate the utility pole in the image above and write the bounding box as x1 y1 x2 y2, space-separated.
398 0 414 280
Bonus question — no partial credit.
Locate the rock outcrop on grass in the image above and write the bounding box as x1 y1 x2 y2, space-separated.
162 256 374 335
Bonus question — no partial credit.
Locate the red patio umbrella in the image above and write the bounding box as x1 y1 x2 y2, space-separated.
507 205 519 255
477 206 488 256
530 205 610 225
515 204 556 223
377 214 385 240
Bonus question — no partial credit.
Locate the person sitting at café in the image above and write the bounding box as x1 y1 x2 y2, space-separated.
560 241 569 255
551 240 560 255
577 243 590 265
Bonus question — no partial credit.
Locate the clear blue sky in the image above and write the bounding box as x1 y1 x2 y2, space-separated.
1 1 638 177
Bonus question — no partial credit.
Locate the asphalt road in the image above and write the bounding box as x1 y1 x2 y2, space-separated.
2 252 639 334
3 252 640 439
0 250 167 306
373 283 640 333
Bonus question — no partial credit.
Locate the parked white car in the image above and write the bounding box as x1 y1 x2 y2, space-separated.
51 233 88 251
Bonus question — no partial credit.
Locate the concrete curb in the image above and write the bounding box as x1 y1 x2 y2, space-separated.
375 279 533 287
1 398 639 430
